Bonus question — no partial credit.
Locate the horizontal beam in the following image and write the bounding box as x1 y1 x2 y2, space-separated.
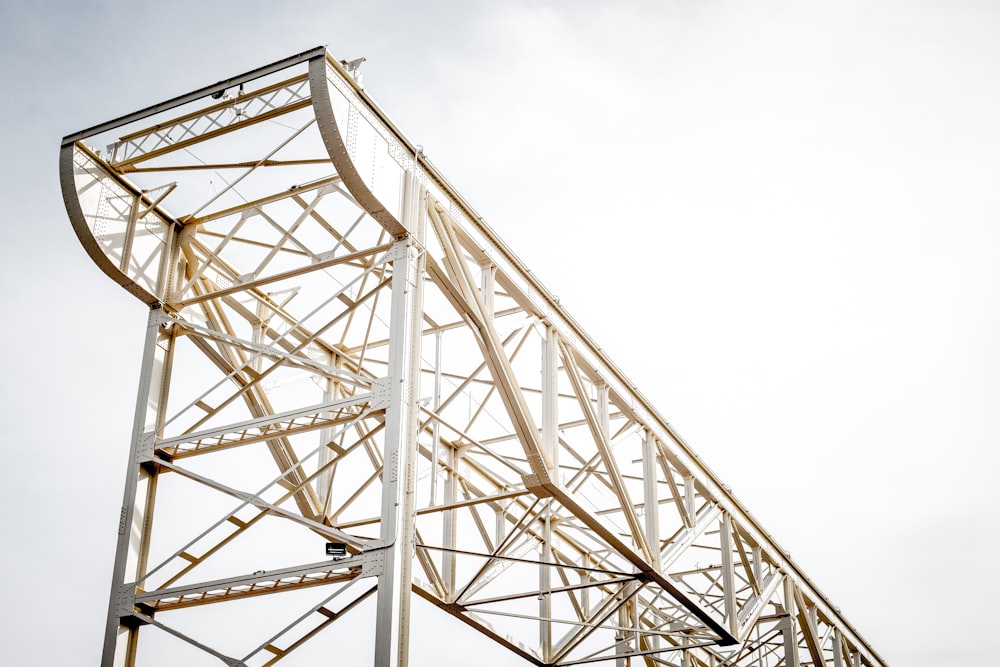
62 45 327 145
135 557 367 610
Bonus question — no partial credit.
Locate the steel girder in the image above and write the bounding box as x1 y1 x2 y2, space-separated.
61 48 888 667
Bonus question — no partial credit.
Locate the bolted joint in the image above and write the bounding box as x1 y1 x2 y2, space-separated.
521 473 554 496
386 450 400 483
117 505 128 536
135 432 155 464
386 239 412 262
371 377 392 410
361 548 385 576
115 584 136 618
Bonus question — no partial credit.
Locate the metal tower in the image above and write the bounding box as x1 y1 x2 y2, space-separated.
61 47 887 667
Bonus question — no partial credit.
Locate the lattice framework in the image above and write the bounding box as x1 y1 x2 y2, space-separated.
61 47 887 667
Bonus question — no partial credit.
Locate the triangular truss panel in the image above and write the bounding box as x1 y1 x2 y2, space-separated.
62 47 888 667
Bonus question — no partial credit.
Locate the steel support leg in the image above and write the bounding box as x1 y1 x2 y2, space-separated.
372 176 424 667
782 577 800 667
101 308 166 667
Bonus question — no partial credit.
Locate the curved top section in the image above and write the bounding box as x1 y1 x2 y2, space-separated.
60 142 164 305
59 47 328 306
308 55 408 237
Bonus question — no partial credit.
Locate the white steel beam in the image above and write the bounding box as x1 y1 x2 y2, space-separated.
102 308 166 667
372 181 425 667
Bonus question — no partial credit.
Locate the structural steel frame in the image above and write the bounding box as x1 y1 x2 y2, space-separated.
61 47 888 667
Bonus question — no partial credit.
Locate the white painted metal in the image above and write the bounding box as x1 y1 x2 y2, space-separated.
103 308 166 667
373 231 423 667
62 48 890 667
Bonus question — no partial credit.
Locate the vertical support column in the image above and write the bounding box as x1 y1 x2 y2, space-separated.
119 193 140 273
101 307 167 667
373 174 425 667
441 304 458 595
632 592 641 657
598 382 630 667
251 299 264 373
641 430 660 655
832 629 845 667
782 577 800 667
720 512 738 637
641 431 660 565
479 259 496 319
495 503 506 551
596 383 610 444
615 595 629 667
684 475 695 520
442 442 459 596
539 323 558 660
615 607 628 667
317 347 337 515
429 332 443 507
446 256 493 597
541 324 559 474
539 507 553 661
752 546 763 667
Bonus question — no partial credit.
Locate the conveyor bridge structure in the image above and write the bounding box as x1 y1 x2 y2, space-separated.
61 47 887 667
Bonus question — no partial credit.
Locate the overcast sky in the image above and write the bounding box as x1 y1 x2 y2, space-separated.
2 1 998 664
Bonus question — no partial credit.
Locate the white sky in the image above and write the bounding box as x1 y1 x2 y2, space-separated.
2 1 998 664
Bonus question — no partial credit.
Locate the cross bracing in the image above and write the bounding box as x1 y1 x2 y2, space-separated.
61 47 887 667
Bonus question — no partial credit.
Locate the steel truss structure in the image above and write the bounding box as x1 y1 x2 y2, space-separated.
61 48 887 667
